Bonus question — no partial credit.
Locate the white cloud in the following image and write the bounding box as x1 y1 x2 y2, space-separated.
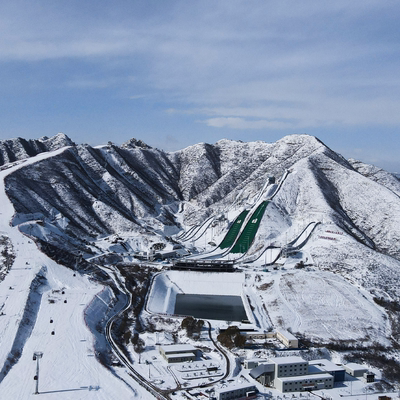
201 117 296 130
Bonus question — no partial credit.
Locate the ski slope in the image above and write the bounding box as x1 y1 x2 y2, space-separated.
0 149 149 399
230 201 269 254
218 210 249 250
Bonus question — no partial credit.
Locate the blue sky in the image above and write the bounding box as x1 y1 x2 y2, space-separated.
1 1 399 172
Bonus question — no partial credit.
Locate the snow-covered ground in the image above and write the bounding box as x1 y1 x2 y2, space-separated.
244 268 390 344
146 266 390 345
0 149 147 399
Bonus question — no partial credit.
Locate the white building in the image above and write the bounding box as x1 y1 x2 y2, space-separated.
344 363 368 377
244 359 267 369
309 359 345 382
276 330 299 348
275 373 334 393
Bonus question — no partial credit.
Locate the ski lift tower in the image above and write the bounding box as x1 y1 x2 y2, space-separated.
74 252 82 276
33 351 43 394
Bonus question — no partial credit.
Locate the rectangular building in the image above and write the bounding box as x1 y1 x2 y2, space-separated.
164 352 196 363
344 363 368 377
244 359 267 369
159 344 199 364
275 373 334 393
270 356 308 377
276 330 299 348
214 383 257 400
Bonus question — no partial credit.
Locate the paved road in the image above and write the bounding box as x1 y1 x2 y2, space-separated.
104 274 170 399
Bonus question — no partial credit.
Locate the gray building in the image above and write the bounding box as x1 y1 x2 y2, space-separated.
159 344 199 364
214 383 257 400
244 359 267 369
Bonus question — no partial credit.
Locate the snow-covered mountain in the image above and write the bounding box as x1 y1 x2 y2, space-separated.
3 134 400 262
0 133 74 167
1 132 400 398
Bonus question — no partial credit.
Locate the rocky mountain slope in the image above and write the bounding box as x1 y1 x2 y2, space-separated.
0 133 74 167
3 133 399 262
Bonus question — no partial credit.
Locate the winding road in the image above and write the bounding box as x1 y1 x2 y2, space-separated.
102 269 236 399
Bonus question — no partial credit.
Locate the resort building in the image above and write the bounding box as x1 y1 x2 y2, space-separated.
271 356 308 377
250 356 340 393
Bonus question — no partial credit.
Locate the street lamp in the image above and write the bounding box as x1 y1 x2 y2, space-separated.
33 352 43 395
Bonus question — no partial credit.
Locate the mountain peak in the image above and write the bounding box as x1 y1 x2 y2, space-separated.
39 132 75 149
121 138 151 149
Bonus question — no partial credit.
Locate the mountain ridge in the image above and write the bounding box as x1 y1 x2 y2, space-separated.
0 133 74 166
2 133 399 268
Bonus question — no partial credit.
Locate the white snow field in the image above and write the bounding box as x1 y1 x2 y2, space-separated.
0 149 146 399
246 268 390 343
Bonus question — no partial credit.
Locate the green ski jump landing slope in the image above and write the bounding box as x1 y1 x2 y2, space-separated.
230 201 269 254
219 210 250 249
